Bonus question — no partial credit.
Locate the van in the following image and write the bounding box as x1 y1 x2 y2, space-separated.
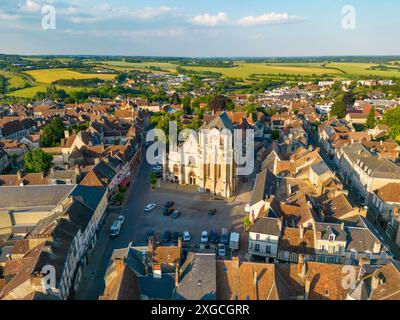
220 228 229 244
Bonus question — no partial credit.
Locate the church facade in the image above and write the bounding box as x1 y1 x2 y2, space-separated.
165 112 237 198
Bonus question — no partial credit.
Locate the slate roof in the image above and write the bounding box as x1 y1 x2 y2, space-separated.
175 253 217 300
250 217 281 236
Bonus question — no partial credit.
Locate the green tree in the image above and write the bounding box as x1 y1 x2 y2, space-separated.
24 149 53 173
366 106 376 129
150 172 158 189
330 98 346 119
40 118 66 147
271 130 280 140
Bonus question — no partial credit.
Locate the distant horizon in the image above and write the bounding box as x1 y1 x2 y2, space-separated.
2 53 400 59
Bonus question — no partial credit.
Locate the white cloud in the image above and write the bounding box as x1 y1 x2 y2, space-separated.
0 10 20 21
191 12 229 26
22 0 41 12
237 12 306 26
68 5 178 24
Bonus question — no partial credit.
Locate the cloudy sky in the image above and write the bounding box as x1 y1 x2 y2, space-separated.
0 0 399 56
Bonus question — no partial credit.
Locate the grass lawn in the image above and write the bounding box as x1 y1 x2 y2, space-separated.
326 62 400 78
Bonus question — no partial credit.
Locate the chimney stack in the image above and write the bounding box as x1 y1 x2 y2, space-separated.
299 224 304 239
371 271 385 292
298 254 307 278
304 276 311 300
373 241 382 254
114 258 124 273
232 256 240 269
175 264 180 287
64 130 70 139
148 238 154 260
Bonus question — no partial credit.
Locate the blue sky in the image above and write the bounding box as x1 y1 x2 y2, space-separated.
0 0 399 56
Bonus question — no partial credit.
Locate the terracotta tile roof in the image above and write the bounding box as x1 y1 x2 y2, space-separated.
99 261 140 300
216 260 281 300
370 263 400 300
278 227 315 255
152 246 181 265
374 183 400 203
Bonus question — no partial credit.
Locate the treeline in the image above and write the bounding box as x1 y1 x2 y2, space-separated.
52 78 105 87
176 59 235 68
0 75 6 94
176 66 222 78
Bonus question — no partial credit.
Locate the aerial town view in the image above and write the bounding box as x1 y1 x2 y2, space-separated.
0 0 400 313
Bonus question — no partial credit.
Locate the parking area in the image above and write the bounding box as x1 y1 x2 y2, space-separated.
132 186 248 254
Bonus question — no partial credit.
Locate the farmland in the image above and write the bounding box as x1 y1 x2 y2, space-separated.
96 60 400 80
24 68 116 84
6 68 116 98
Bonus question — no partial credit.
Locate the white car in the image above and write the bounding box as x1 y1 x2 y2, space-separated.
201 231 209 244
118 215 125 224
110 220 122 238
218 244 226 257
183 231 190 242
144 203 157 212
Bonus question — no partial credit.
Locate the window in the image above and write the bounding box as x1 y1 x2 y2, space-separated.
321 245 326 252
329 234 335 242
266 246 271 254
255 244 260 252
256 234 260 241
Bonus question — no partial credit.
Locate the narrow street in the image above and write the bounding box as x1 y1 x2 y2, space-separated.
73 157 153 300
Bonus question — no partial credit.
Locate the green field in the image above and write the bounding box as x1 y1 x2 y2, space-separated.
24 68 116 84
6 68 116 98
95 60 400 80
0 70 30 91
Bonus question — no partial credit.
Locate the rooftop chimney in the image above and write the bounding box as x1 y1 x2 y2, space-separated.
304 276 311 300
232 256 240 269
175 264 180 287
298 254 307 278
373 241 382 254
371 270 385 292
299 224 304 239
114 258 124 273
64 130 70 139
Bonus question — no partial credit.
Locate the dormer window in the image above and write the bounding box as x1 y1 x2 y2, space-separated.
329 234 335 242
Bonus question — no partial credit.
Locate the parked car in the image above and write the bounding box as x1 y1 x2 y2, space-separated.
171 210 182 219
117 215 125 224
183 231 190 242
162 230 171 243
218 244 227 257
220 228 229 244
209 230 219 244
208 208 216 216
164 201 175 208
201 231 209 244
172 232 181 243
146 228 155 241
144 203 157 212
162 207 174 216
110 220 122 238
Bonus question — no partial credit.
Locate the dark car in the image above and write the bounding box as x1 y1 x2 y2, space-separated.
209 230 219 244
162 207 174 216
171 210 181 219
208 208 216 216
162 230 171 243
146 228 155 241
165 201 175 208
172 232 181 243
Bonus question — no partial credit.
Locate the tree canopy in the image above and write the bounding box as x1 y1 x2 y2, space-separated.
40 118 66 147
24 149 53 173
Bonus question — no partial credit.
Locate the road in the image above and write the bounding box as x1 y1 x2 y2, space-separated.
73 157 153 300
